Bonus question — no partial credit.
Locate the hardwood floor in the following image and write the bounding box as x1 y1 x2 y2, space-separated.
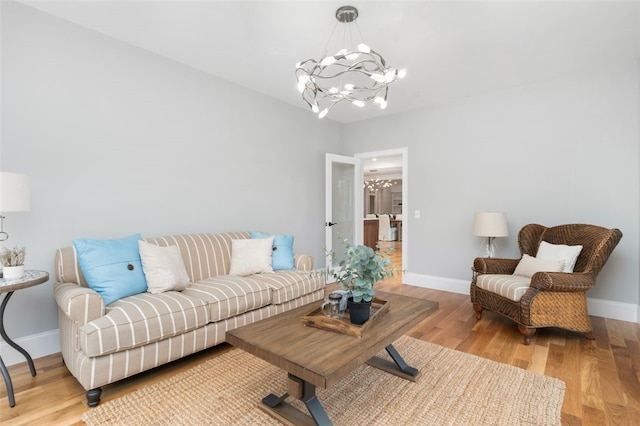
2 241 638 425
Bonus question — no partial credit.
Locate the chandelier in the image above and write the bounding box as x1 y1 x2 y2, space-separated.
295 5 406 119
364 178 395 191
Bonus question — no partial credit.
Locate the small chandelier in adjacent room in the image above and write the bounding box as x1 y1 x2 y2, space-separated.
295 5 406 119
364 178 395 192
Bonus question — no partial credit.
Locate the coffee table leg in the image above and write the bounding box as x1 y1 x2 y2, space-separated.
260 375 333 426
385 344 419 377
366 343 420 382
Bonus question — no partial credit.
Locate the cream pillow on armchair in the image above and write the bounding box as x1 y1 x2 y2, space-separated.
513 254 565 278
536 241 583 272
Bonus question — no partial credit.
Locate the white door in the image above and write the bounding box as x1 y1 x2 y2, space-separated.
325 154 362 277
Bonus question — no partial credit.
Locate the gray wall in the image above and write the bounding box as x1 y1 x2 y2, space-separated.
1 3 341 340
343 61 639 306
1 2 638 360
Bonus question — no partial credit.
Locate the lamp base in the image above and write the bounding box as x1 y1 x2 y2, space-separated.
480 237 496 258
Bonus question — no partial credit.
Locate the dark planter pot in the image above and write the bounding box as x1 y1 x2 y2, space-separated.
347 298 372 325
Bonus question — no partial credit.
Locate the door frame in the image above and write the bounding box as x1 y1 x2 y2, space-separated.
355 147 408 273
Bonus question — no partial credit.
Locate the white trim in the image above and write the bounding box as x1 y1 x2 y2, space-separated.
404 272 470 295
586 297 639 323
404 272 639 323
0 329 60 367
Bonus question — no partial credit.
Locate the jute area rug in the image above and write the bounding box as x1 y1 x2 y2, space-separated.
82 336 565 425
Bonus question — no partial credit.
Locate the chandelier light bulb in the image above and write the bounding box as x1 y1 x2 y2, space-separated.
295 5 405 119
357 43 371 53
398 68 407 78
385 69 397 83
320 56 337 66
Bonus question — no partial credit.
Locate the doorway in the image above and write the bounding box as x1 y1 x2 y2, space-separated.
356 148 408 274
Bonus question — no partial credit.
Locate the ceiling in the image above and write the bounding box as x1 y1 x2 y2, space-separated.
21 1 640 124
363 155 402 179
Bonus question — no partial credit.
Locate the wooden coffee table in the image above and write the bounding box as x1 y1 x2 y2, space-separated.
226 292 438 426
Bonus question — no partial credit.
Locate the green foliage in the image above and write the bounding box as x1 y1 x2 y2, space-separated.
1 246 26 267
328 239 396 303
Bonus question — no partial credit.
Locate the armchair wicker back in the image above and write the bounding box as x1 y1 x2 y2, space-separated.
471 223 622 345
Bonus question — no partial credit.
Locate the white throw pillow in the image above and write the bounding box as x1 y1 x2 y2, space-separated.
139 241 191 294
229 237 274 276
536 241 583 273
513 254 565 278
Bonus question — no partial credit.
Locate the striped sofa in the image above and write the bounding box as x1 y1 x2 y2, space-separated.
53 231 325 407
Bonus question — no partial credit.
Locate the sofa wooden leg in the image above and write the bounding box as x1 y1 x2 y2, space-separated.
517 325 536 345
473 304 483 320
87 387 102 407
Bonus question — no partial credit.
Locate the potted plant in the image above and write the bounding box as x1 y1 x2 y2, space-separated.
1 246 26 280
328 239 396 325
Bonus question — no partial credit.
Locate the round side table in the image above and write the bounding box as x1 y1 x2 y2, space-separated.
0 270 49 407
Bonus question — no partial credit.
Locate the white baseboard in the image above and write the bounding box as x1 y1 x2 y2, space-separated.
2 277 638 368
0 329 60 367
404 272 639 324
586 297 639 323
404 272 471 295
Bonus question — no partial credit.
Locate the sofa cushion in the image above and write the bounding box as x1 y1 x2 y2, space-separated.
73 234 148 305
181 276 272 322
252 270 326 304
139 240 191 293
250 232 296 271
229 237 274 276
142 232 250 282
80 292 209 357
476 274 532 302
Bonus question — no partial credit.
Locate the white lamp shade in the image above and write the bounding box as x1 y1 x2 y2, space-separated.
0 172 31 212
474 212 508 237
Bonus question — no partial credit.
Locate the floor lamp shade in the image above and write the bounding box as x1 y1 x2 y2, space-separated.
0 172 31 212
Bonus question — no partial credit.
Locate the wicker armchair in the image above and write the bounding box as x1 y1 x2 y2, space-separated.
470 223 622 345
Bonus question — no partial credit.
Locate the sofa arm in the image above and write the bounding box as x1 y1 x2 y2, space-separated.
294 254 314 271
54 281 105 325
473 257 519 275
530 272 595 292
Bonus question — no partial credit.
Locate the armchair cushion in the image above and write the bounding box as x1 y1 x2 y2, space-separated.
513 254 565 278
476 274 532 302
536 241 582 272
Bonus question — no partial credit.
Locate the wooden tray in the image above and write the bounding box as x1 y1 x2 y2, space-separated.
301 297 390 337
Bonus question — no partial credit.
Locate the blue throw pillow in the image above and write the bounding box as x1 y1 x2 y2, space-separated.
73 234 148 305
250 232 295 271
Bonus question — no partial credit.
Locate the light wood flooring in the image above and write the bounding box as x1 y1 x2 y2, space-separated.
1 241 639 425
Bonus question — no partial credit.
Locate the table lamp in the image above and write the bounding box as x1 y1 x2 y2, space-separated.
0 172 31 242
473 212 508 258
